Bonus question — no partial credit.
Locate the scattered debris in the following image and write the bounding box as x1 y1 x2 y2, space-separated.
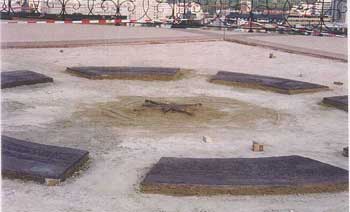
59 49 64 53
343 147 348 157
142 99 202 116
252 141 264 152
334 81 344 85
269 53 276 58
202 136 213 143
298 73 303 77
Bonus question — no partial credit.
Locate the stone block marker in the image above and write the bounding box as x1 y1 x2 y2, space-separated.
1 136 89 185
140 156 348 196
66 66 182 81
252 141 264 152
322 95 348 111
1 70 53 89
202 136 213 143
210 71 329 94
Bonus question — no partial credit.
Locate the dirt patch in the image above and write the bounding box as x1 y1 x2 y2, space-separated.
72 96 282 132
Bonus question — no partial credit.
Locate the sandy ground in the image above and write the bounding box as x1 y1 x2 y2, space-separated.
1 25 349 212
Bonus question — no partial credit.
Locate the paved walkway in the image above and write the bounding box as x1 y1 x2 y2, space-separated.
183 29 348 62
1 24 220 48
224 35 347 62
250 35 347 55
1 24 347 62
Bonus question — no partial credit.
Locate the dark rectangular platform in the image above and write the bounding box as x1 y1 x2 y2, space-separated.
210 71 329 94
66 66 181 80
1 135 89 184
1 71 53 89
140 156 348 195
322 95 348 111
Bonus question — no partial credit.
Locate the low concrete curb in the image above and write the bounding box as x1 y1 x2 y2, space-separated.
1 37 221 49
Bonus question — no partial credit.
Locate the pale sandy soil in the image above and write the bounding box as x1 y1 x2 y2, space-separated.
1 26 349 212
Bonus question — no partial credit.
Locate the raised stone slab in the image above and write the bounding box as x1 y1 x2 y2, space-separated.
1 70 53 89
66 66 181 81
322 95 348 111
210 71 329 94
140 156 348 195
2 135 89 185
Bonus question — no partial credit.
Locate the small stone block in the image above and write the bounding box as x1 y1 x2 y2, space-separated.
1 135 89 184
210 71 329 94
252 141 264 152
343 147 348 157
45 178 61 186
202 136 213 143
66 66 181 81
1 70 53 89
